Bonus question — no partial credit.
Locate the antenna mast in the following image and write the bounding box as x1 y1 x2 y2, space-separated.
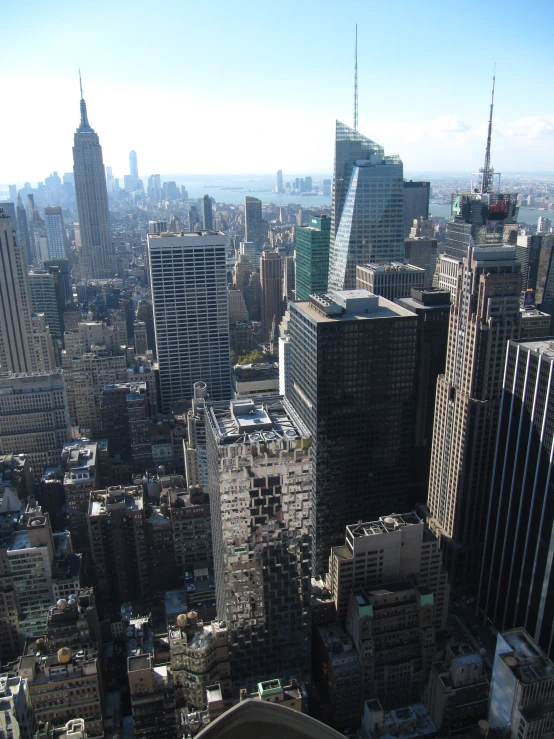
480 68 495 193
79 68 83 99
354 25 358 132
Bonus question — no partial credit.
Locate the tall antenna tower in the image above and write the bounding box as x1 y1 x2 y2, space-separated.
479 69 496 193
354 24 358 132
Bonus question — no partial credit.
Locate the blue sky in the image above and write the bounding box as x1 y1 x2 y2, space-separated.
3 0 554 182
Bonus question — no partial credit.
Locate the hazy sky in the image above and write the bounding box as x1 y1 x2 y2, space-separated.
3 0 554 183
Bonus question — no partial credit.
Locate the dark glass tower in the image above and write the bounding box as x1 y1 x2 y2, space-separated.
295 215 330 300
479 339 554 658
72 82 115 279
245 196 263 252
202 194 214 231
287 290 418 573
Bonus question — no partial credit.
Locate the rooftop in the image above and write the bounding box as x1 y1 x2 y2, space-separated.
297 290 415 323
498 628 554 684
358 262 426 274
514 338 554 358
347 512 423 539
206 396 310 445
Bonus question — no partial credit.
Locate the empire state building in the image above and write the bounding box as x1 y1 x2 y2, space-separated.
72 81 116 279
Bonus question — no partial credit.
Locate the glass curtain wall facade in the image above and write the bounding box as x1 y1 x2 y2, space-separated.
295 215 330 301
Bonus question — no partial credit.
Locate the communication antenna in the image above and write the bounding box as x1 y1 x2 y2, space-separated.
480 65 496 193
354 25 358 132
79 67 84 99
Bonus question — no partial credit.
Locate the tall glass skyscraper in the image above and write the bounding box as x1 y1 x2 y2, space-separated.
328 122 404 293
73 88 115 279
295 215 330 300
245 196 263 252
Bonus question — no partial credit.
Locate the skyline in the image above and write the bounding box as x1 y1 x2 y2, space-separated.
3 0 554 182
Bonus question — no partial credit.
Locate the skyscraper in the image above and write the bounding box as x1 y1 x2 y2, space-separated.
402 181 430 238
16 194 32 267
245 196 263 252
427 246 522 585
72 79 115 279
202 194 213 231
0 209 38 373
260 251 282 337
328 122 404 292
129 150 139 182
295 215 330 300
287 290 417 573
276 170 284 194
44 206 66 260
148 230 231 413
206 396 312 682
479 339 554 657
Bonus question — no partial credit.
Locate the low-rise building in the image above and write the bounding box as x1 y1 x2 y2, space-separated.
0 673 35 739
239 678 305 712
361 699 437 739
231 363 279 399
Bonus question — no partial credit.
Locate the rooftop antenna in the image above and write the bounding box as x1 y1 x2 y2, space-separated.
480 65 496 193
353 24 358 132
79 67 83 99
78 68 90 129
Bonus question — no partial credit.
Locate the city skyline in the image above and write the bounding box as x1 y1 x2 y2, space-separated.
3 0 553 181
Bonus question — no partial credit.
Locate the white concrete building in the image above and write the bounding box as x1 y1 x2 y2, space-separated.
148 231 231 412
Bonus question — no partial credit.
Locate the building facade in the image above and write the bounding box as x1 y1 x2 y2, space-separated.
206 397 312 684
148 231 231 412
355 263 425 302
287 291 417 573
295 215 330 301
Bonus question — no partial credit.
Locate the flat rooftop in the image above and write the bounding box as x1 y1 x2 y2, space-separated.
499 628 554 684
296 290 416 324
347 513 423 539
206 396 310 445
358 262 425 273
513 338 554 358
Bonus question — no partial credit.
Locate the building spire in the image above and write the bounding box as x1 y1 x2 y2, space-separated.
353 24 358 132
78 68 91 130
480 67 496 193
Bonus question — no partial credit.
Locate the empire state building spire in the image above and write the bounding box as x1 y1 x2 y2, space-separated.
78 69 92 131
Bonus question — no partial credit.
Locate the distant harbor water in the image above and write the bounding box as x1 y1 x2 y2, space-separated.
429 202 549 227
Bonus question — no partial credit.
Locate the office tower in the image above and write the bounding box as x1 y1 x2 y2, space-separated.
129 149 138 181
403 181 430 238
295 215 331 300
88 485 150 605
356 263 425 301
28 271 62 341
100 382 150 472
0 372 71 480
538 216 552 233
202 194 213 230
184 382 209 487
260 251 283 337
188 205 199 232
31 313 57 371
427 246 522 585
18 645 103 738
234 252 253 292
245 196 263 251
395 289 450 503
305 176 312 192
0 209 39 373
327 512 450 630
479 339 554 656
425 643 489 735
7 503 56 636
404 235 438 288
245 272 261 321
62 440 101 552
72 82 115 279
0 547 21 662
287 290 417 573
8 185 17 202
15 195 33 267
148 231 230 413
239 240 256 264
133 321 148 354
276 170 284 194
347 582 436 709
488 629 554 739
282 255 295 301
323 178 331 196
44 206 66 260
328 122 404 292
206 397 312 683
228 287 249 324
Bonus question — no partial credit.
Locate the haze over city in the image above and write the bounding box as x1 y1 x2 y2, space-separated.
3 0 554 181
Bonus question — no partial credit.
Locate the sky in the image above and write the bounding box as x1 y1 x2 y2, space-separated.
3 0 554 183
